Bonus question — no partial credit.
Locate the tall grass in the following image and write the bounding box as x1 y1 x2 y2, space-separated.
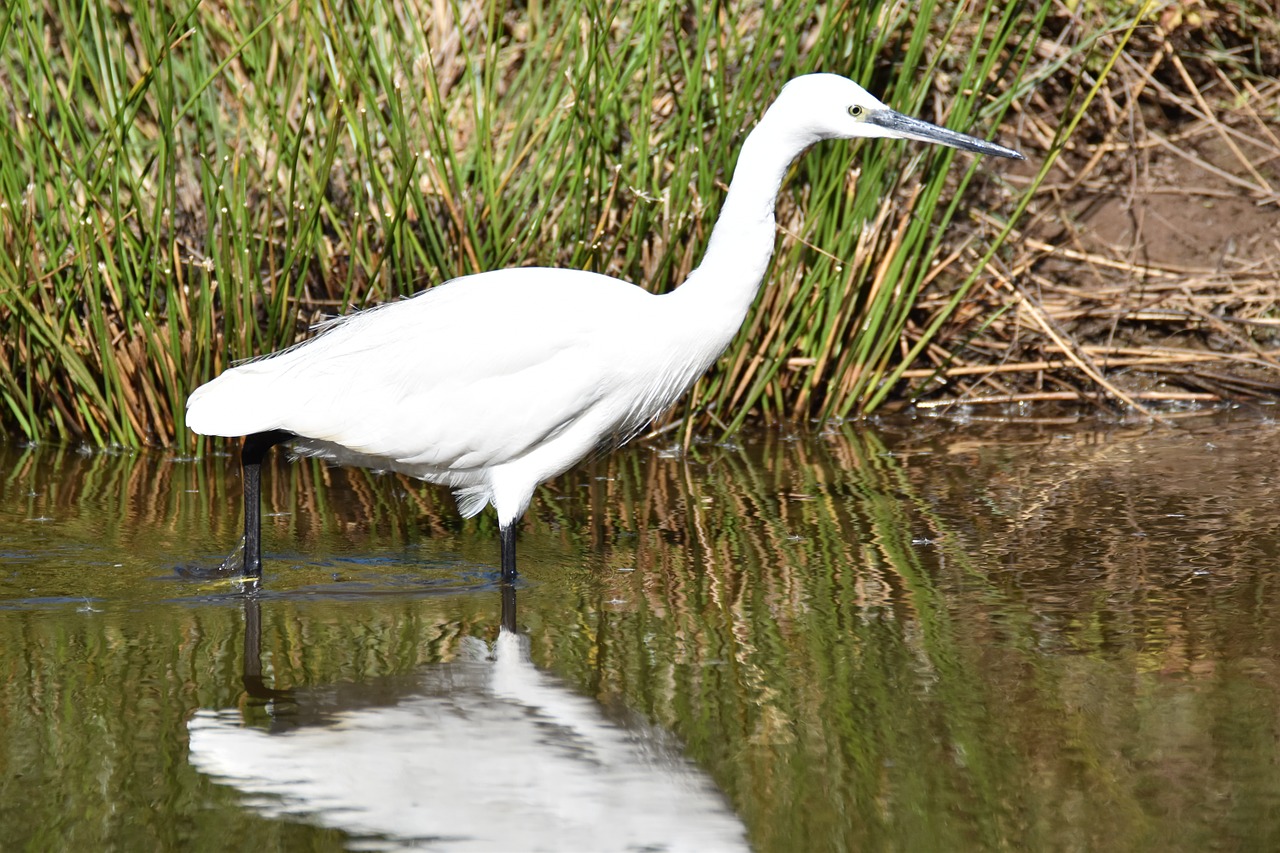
0 0 1113 448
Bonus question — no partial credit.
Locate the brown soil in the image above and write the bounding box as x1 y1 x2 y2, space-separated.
916 13 1280 417
1073 131 1278 271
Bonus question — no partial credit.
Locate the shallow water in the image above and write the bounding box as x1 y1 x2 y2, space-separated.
4 414 1280 851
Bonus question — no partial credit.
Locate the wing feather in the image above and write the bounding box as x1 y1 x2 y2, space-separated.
187 268 659 475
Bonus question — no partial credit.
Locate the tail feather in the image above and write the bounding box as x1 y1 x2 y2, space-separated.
453 485 492 518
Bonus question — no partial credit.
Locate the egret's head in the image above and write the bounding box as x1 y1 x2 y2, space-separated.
776 73 1024 160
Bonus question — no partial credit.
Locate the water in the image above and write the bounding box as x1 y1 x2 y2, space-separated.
3 415 1280 851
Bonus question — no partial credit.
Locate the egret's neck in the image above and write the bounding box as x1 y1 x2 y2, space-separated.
670 112 810 335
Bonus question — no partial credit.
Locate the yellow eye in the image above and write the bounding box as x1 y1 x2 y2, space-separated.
847 105 864 118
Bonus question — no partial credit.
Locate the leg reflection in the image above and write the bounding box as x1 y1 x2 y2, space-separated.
241 594 295 704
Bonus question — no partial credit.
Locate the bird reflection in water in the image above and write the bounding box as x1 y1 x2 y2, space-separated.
188 586 749 852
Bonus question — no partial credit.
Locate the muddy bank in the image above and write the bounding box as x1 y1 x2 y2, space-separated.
915 10 1280 415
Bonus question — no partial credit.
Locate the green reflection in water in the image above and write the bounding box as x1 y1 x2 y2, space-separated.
3 418 1280 851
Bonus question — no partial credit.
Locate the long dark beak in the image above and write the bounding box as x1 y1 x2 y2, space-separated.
868 109 1024 160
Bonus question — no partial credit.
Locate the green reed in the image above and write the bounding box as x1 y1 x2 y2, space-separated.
0 0 1120 447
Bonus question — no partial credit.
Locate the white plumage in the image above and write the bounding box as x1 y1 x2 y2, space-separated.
188 267 727 526
187 73 1022 582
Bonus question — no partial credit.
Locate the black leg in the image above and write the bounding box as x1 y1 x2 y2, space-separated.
499 522 518 584
241 430 293 585
500 582 517 634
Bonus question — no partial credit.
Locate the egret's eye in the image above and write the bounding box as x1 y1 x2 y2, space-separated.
847 104 864 118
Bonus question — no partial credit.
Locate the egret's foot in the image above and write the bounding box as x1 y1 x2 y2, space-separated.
242 675 295 705
176 538 259 591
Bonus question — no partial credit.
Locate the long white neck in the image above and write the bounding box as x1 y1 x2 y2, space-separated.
667 102 815 344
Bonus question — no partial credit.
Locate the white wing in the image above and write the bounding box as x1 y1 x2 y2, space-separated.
187 268 666 475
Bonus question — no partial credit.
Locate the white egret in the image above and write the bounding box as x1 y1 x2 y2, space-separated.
187 73 1023 585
